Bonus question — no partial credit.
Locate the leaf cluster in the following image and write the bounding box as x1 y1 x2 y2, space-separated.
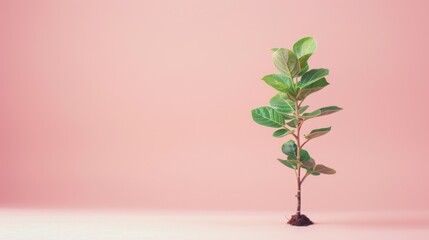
251 37 342 181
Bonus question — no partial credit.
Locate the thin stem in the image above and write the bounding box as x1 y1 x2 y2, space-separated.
293 167 298 178
298 99 304 108
301 139 310 148
291 133 298 140
300 172 310 184
295 98 302 217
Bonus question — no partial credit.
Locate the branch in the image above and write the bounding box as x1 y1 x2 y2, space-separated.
298 121 304 129
291 133 298 140
300 172 310 184
301 139 310 148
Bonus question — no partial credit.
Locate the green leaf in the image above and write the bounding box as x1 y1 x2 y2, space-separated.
317 106 343 116
269 93 296 114
304 127 332 140
261 74 293 93
298 105 309 114
286 92 298 101
273 128 293 138
296 77 329 100
278 158 297 170
282 114 295 120
298 69 329 88
300 149 311 162
271 48 300 78
302 106 342 120
286 148 309 161
286 148 315 170
299 149 315 169
298 63 310 77
293 37 317 75
301 109 321 119
302 158 316 170
251 107 285 128
313 164 336 174
281 140 297 158
293 37 317 59
286 119 298 128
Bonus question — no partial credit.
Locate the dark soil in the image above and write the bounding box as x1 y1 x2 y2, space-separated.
287 214 313 226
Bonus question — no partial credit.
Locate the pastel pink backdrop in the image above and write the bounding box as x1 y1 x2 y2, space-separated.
1 0 428 212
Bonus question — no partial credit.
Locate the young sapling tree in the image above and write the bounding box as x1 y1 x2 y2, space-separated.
251 37 342 226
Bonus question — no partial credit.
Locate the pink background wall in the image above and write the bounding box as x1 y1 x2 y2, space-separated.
1 0 428 211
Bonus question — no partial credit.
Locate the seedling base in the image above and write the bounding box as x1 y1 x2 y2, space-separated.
287 214 313 226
